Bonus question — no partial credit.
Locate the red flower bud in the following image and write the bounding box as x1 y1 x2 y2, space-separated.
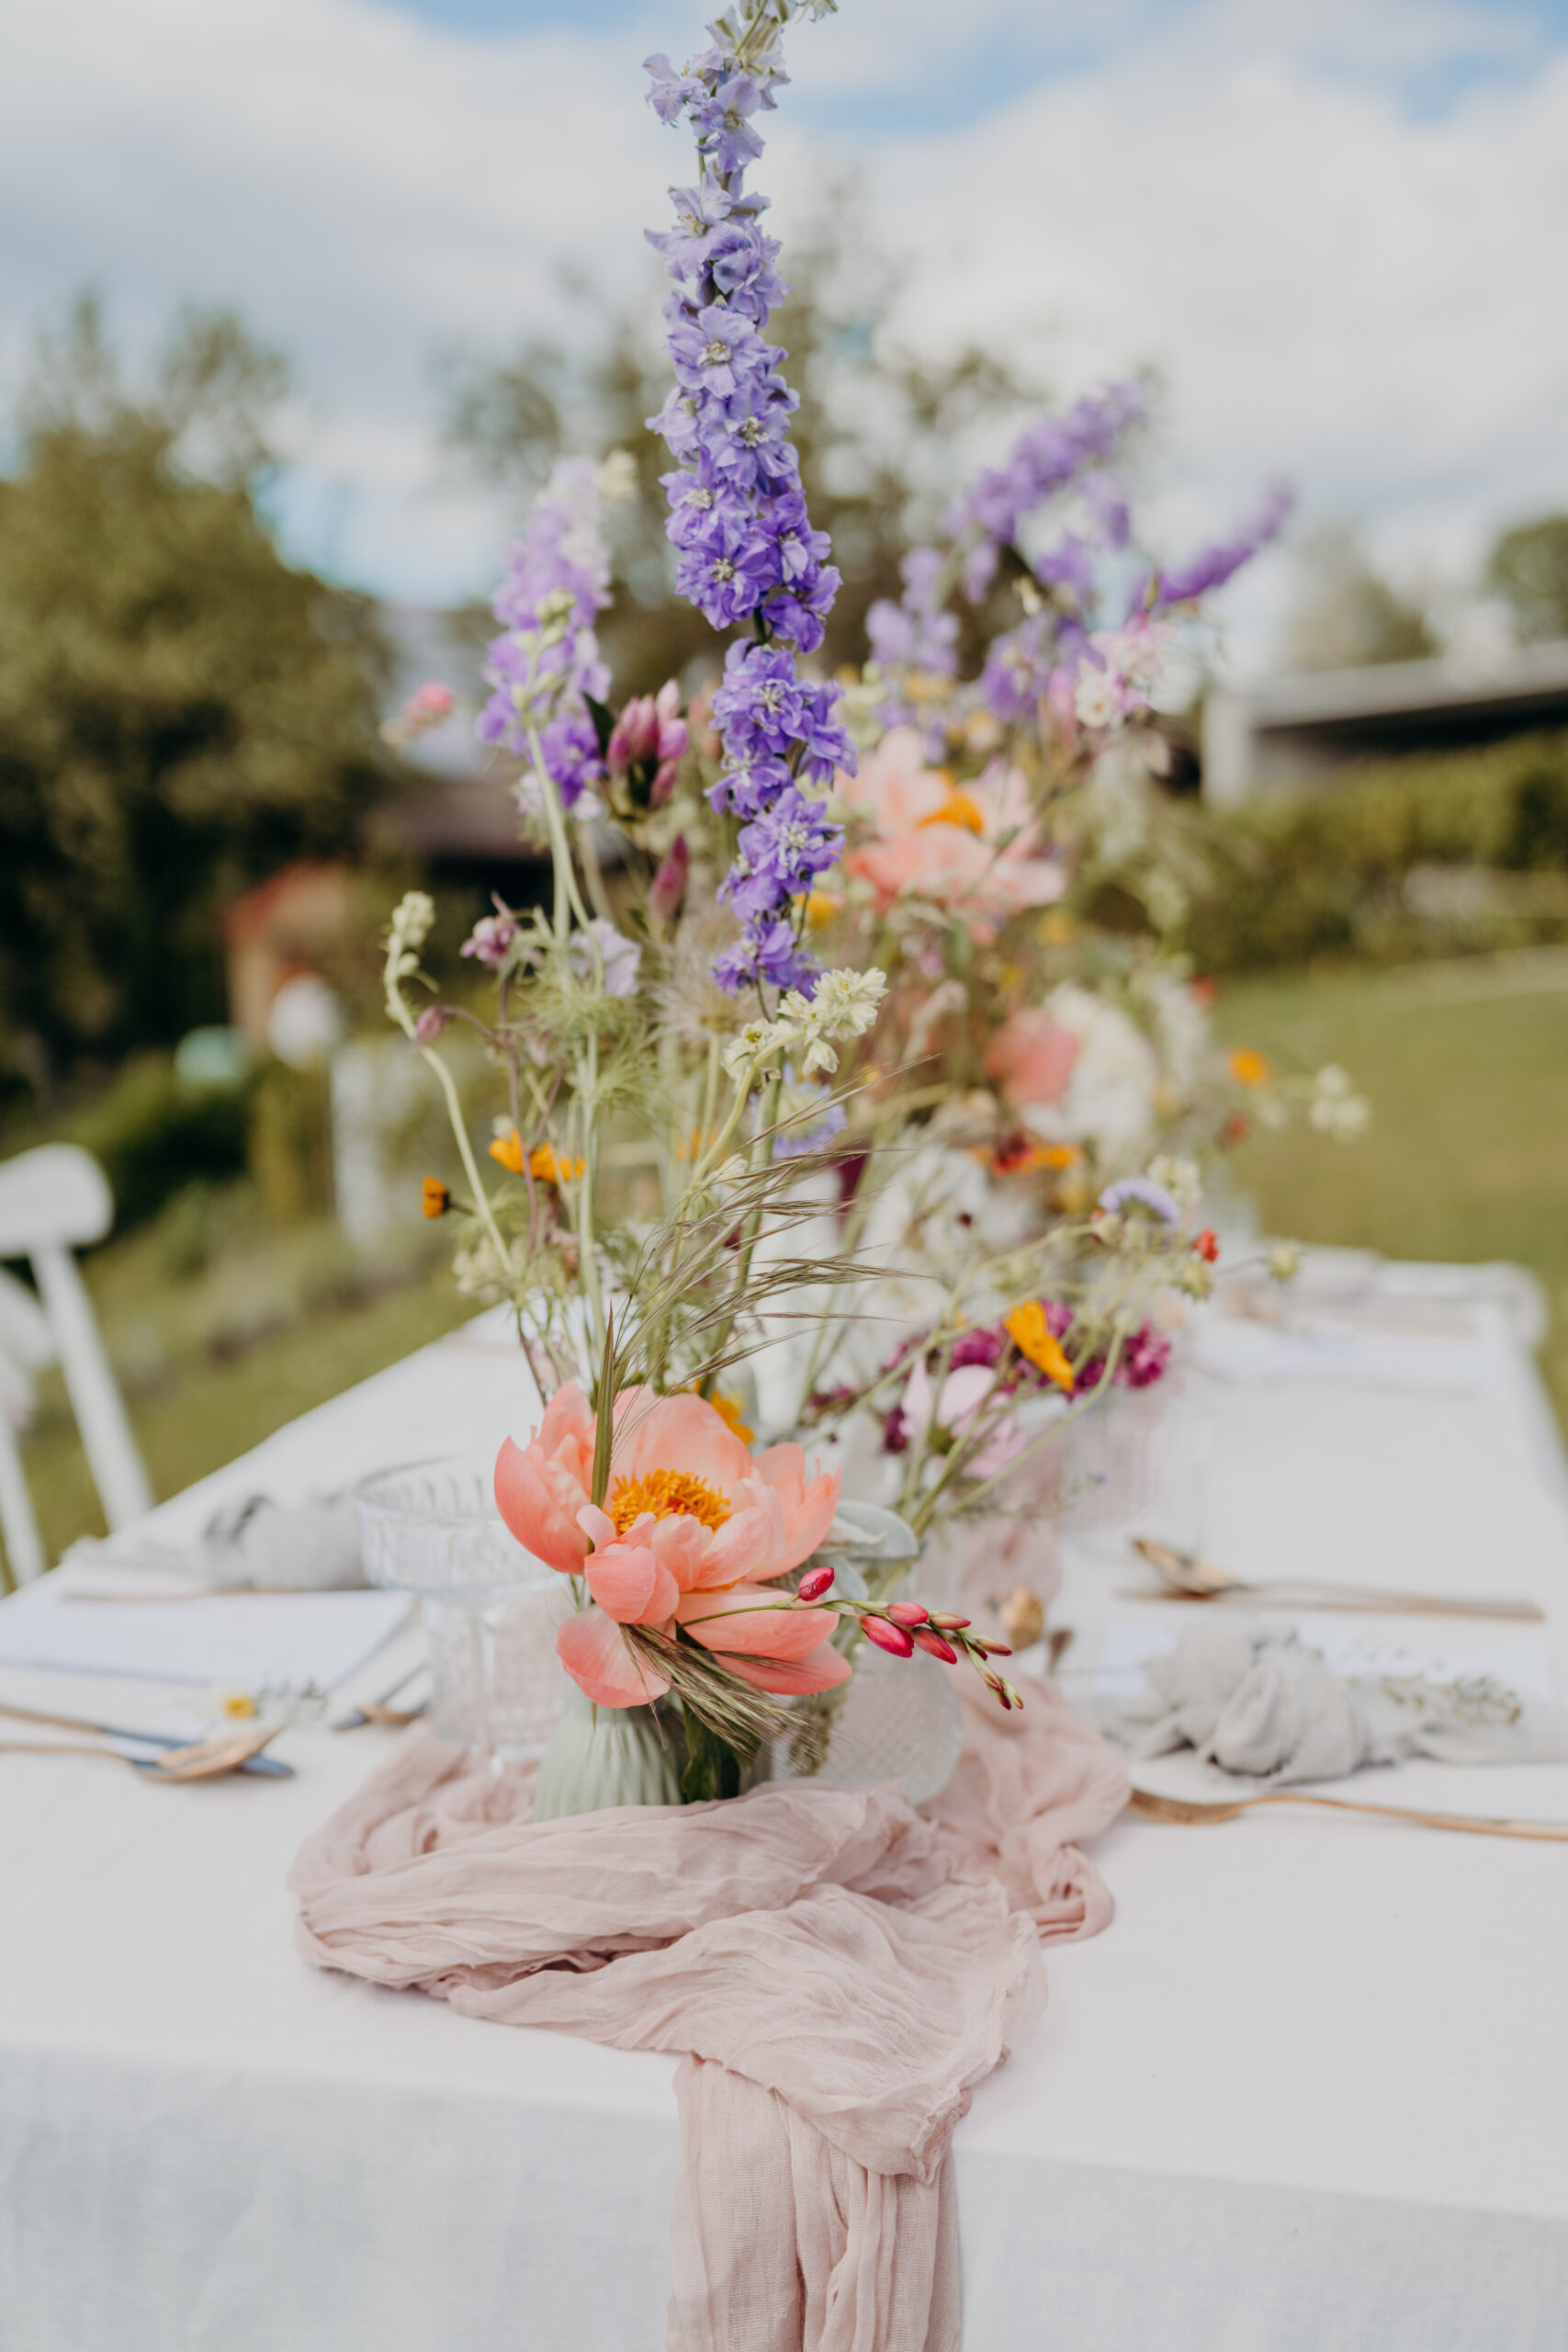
886 1600 929 1628
1193 1228 1220 1263
930 1612 971 1631
795 1563 835 1603
911 1626 959 1665
860 1615 915 1658
975 1637 1014 1657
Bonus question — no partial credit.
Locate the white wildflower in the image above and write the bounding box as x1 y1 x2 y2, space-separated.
595 449 638 506
1074 669 1122 730
1146 1154 1202 1208
722 1021 783 1082
1267 1239 1303 1284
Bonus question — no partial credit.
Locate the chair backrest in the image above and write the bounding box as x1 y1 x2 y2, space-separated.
0 1145 152 1582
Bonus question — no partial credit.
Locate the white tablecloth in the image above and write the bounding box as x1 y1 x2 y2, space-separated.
3 1286 1567 2350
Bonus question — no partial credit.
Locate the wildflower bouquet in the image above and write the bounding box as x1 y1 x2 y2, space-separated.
381 0 1362 1798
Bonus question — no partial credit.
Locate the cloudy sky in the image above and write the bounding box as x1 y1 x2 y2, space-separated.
2 0 1564 673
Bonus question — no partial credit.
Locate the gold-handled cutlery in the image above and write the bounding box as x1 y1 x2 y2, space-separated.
1131 1537 1545 1623
0 1723 284 1781
0 1698 293 1778
1128 1786 1568 1840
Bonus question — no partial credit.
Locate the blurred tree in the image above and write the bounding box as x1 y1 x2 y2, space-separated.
1486 514 1568 645
0 297 388 1089
1284 525 1438 673
443 191 1048 689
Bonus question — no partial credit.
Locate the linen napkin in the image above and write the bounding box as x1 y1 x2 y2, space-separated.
1100 1618 1568 1784
290 1673 1128 2352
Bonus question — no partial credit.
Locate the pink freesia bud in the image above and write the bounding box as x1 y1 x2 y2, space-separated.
886 1600 929 1628
911 1627 958 1665
975 1637 1013 1657
649 834 690 926
860 1615 914 1658
930 1612 971 1631
414 1005 452 1043
607 694 660 774
796 1563 835 1603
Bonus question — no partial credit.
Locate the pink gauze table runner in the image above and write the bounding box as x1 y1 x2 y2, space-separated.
290 1676 1129 2351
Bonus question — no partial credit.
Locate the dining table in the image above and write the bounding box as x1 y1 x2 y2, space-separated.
2 1262 1566 2351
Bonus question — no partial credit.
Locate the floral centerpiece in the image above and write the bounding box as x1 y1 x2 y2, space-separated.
380 0 1363 1809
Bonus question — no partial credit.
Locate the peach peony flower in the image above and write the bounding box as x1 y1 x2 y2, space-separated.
495 1384 845 1707
840 727 1065 937
985 1006 1081 1109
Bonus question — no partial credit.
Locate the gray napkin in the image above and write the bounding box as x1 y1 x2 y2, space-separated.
1101 1620 1568 1785
198 1494 367 1591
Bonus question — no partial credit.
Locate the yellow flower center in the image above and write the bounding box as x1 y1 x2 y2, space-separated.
609 1468 732 1536
919 788 986 834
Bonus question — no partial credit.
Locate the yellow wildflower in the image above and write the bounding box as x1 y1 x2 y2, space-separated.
489 1128 525 1175
421 1176 451 1218
1003 1302 1076 1394
220 1691 257 1720
1228 1047 1271 1088
529 1144 586 1185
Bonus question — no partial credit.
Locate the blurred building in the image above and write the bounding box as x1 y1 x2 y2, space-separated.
221 864 358 1053
1202 640 1568 807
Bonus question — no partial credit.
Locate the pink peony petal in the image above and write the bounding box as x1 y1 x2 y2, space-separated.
612 1391 753 1495
556 1607 670 1708
584 1542 681 1628
727 1642 852 1695
494 1437 588 1575
676 1584 838 1661
750 1442 840 1573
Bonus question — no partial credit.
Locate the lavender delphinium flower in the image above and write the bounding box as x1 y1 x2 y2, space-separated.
477 457 615 812
1134 484 1292 614
949 380 1150 604
643 1 853 1003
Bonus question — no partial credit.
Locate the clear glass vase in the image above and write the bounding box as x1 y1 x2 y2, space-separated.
354 1453 567 1762
770 1507 964 1805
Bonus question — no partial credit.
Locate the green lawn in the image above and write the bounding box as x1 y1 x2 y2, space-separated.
14 1202 473 1574
1213 956 1568 1430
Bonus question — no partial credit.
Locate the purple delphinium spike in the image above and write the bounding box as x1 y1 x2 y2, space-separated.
476 458 613 812
643 4 853 1004
1133 484 1293 615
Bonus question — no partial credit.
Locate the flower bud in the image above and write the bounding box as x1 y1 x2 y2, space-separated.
975 1637 1013 1657
796 1564 835 1604
649 835 690 927
930 1612 971 1631
911 1627 958 1665
414 1005 452 1043
860 1615 914 1658
886 1600 929 1628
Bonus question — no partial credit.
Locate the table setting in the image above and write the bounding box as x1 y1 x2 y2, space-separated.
4 6 1568 2347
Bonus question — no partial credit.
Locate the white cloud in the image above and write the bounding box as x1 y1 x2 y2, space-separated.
1 0 1563 672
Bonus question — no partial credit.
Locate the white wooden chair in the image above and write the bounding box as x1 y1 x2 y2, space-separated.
0 1145 152 1582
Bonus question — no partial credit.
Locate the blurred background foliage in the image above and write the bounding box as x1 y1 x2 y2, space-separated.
0 297 390 1092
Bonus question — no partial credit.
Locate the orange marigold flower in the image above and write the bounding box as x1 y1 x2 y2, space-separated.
1003 1302 1076 1394
529 1143 586 1185
1228 1046 1270 1088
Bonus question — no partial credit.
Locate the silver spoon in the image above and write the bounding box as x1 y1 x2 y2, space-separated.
1131 1537 1545 1623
